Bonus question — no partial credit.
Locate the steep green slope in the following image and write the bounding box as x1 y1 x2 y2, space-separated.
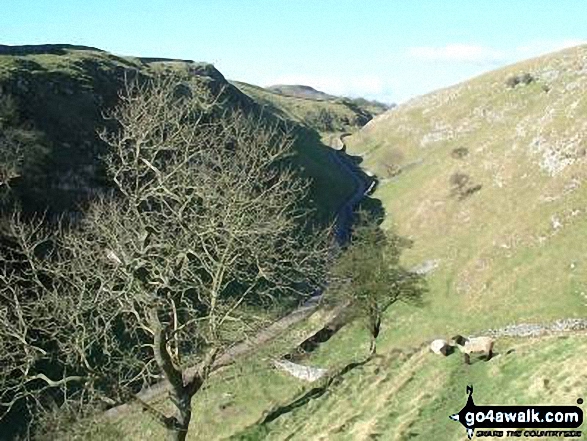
232 334 587 441
55 46 587 441
87 320 587 441
345 44 587 340
0 45 355 222
208 44 587 441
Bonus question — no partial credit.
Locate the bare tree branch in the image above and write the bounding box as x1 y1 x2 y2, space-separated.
0 73 331 440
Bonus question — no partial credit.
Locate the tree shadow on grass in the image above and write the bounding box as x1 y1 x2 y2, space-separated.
262 357 371 425
231 357 372 440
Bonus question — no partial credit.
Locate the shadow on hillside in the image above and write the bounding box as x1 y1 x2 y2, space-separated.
1 59 259 219
290 126 370 226
357 196 384 224
282 307 353 362
261 358 371 426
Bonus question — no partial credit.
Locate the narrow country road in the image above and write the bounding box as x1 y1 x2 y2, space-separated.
329 133 374 244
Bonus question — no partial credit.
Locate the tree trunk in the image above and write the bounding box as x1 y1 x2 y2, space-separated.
169 389 193 441
168 373 204 441
151 310 201 441
368 312 380 357
369 334 377 356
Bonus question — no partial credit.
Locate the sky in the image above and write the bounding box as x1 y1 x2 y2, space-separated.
2 1 586 104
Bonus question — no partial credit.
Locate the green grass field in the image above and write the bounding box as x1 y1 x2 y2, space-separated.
8 45 587 441
83 316 587 440
233 334 587 441
343 45 587 343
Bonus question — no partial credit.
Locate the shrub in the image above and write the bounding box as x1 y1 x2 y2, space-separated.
451 147 469 159
505 76 519 88
519 73 535 85
449 172 482 200
450 172 470 189
384 163 402 178
303 108 336 131
505 72 535 88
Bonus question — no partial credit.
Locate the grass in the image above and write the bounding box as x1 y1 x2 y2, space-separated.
94 303 587 440
0 46 361 222
231 80 391 221
229 334 587 441
12 44 587 441
78 307 344 440
344 44 587 343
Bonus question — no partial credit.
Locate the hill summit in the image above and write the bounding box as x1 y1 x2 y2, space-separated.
267 84 336 101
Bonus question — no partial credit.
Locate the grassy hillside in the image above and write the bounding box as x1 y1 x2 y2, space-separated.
216 46 587 441
0 45 358 222
345 44 587 340
76 318 587 441
54 46 587 441
233 333 587 441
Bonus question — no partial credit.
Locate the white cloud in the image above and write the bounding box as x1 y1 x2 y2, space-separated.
408 39 587 65
253 39 587 105
408 44 505 63
514 39 586 58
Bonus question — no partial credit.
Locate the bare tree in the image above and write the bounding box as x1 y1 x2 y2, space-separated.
0 94 24 199
0 75 330 440
328 212 425 357
0 93 50 213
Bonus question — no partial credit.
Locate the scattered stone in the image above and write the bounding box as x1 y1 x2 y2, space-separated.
479 318 587 339
273 359 328 382
551 215 562 230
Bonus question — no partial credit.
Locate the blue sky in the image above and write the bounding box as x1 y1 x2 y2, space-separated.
2 1 586 103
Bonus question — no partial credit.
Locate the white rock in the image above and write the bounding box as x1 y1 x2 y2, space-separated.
273 359 328 382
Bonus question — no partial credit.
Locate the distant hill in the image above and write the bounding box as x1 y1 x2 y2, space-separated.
234 81 388 134
267 83 392 116
267 84 336 101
